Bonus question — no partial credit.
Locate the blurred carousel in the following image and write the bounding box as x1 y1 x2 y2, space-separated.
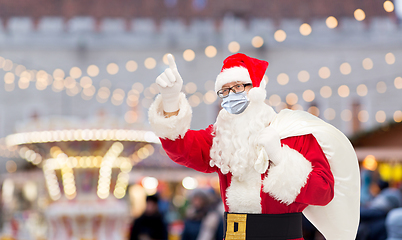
5 116 161 240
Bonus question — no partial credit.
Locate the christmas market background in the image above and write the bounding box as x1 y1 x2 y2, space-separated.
0 0 402 239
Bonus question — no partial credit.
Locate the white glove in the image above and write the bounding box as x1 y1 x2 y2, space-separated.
257 126 283 165
156 54 183 113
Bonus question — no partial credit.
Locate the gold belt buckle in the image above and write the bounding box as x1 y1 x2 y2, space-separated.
226 213 247 240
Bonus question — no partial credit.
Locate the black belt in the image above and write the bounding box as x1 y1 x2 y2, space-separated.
223 212 303 240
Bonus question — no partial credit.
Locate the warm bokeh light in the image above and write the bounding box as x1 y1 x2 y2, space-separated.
357 84 368 96
183 49 196 61
298 70 310 82
82 85 96 97
286 93 298 105
185 82 197 94
228 41 240 53
308 106 320 117
363 155 377 171
126 93 139 107
326 16 338 29
69 67 82 79
188 94 201 107
80 76 92 88
324 108 336 120
182 177 198 190
376 81 387 93
299 23 312 36
274 30 287 42
142 177 158 191
318 67 331 79
340 62 352 75
320 86 332 98
14 65 26 76
269 94 281 106
385 52 395 65
394 77 402 89
64 77 76 89
384 1 395 12
144 57 157 69
126 60 138 72
358 110 369 122
341 109 352 122
277 73 289 85
3 59 13 71
338 85 350 98
251 36 264 48
303 90 315 102
362 58 373 70
354 9 366 21
394 110 402 122
203 90 217 104
87 65 99 77
107 63 119 75
375 110 386 123
291 104 303 110
97 87 110 100
53 69 65 80
205 46 217 58
125 110 138 123
18 78 30 89
6 160 17 173
4 72 15 84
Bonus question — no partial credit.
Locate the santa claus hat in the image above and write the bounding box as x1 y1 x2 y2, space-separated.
215 53 269 92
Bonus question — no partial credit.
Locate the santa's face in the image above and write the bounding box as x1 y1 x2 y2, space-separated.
218 81 253 115
210 83 277 180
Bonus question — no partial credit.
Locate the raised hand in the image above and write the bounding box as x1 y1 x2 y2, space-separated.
156 54 184 113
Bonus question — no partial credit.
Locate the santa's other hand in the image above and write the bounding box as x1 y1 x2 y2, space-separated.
155 54 183 113
257 126 283 165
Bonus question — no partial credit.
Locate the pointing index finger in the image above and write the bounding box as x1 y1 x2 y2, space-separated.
167 54 177 69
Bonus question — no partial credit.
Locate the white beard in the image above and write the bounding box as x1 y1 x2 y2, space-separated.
209 86 277 181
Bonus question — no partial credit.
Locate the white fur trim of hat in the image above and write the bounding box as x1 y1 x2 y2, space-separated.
215 66 252 92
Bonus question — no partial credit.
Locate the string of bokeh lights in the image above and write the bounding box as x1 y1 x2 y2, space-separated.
0 3 400 126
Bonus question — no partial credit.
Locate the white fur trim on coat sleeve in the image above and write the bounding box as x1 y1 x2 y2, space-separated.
262 145 312 205
148 92 192 140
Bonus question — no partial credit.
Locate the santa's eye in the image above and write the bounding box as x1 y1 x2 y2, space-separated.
222 89 230 94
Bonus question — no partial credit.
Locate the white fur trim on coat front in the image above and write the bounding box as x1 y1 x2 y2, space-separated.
148 92 192 140
262 145 312 205
226 169 262 214
215 67 252 92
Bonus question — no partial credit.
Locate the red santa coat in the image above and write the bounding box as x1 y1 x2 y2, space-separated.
161 124 334 215
149 93 335 240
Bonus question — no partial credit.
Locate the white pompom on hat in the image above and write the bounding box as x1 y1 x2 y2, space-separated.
215 53 269 93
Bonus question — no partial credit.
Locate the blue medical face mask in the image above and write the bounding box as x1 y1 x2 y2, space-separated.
221 91 250 114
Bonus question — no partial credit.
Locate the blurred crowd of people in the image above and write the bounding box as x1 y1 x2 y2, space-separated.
357 169 402 240
129 188 223 240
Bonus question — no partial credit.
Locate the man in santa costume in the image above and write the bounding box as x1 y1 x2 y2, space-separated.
148 53 360 240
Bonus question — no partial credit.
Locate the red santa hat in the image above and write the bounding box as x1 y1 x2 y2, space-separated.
215 53 269 92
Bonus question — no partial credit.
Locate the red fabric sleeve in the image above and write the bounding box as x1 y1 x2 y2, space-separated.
284 134 335 206
160 124 217 173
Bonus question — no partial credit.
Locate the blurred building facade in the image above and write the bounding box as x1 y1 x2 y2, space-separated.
0 2 401 170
